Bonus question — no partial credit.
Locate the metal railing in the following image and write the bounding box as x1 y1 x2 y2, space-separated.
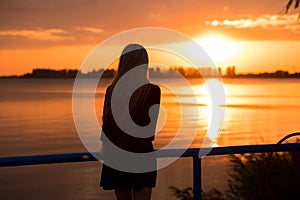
1 143 300 200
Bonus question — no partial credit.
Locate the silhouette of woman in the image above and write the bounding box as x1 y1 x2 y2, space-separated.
100 44 161 200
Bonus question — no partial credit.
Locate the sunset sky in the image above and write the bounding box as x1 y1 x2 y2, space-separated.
0 0 299 76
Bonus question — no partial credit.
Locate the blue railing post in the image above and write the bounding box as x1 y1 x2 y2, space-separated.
193 155 201 200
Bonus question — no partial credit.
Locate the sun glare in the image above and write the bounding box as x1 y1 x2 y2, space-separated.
197 35 242 63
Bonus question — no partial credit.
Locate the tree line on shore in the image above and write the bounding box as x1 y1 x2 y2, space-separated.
2 66 300 79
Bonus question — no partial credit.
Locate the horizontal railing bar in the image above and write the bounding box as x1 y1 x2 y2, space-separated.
0 143 299 167
156 143 300 157
0 152 97 167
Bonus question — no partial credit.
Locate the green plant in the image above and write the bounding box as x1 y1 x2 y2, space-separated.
169 150 300 200
225 151 300 200
169 186 193 200
285 0 300 13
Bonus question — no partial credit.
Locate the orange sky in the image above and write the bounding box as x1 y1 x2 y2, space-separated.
0 0 299 75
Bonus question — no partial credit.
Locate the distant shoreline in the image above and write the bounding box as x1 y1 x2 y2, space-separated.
2 76 300 80
1 68 300 79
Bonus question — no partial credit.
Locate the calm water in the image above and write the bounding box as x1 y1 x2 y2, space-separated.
0 78 300 199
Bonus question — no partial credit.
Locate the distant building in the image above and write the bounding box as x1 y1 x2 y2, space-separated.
218 67 222 76
226 66 236 77
22 68 78 78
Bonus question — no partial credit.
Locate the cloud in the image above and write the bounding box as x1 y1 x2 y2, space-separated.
75 26 104 33
0 29 74 41
205 14 300 33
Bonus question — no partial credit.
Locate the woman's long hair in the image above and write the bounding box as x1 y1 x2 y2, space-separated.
103 44 151 124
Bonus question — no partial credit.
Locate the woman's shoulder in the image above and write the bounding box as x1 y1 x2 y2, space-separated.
148 83 160 91
144 83 160 96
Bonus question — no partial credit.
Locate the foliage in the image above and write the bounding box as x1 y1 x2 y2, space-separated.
169 150 300 200
169 186 193 200
202 188 226 200
285 0 300 13
225 151 300 200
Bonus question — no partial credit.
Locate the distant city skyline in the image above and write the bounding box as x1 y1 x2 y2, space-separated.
3 65 300 79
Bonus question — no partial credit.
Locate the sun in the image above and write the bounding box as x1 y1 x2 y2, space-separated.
196 35 242 63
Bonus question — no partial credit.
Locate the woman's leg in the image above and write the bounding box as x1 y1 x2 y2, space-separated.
115 190 133 200
133 187 152 200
